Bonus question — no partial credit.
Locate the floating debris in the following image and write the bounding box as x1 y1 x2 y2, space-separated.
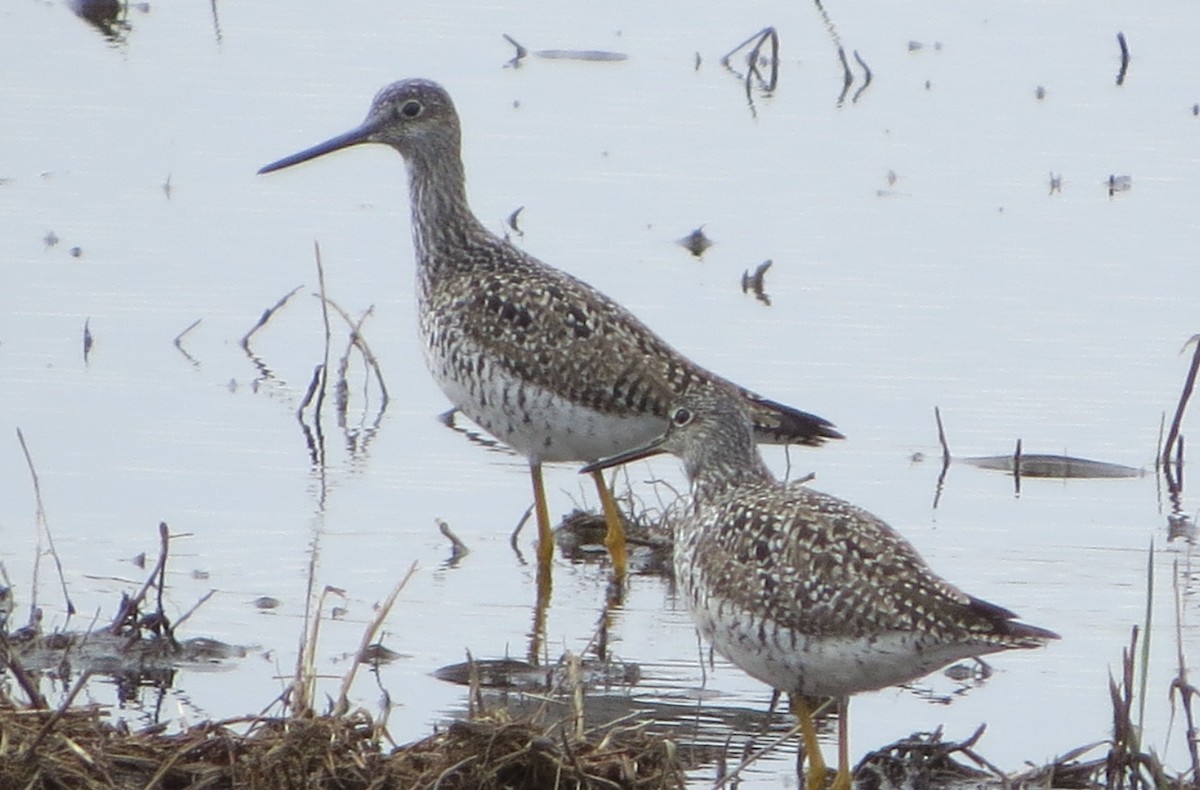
535 49 627 61
82 318 93 363
721 27 779 113
503 34 626 67
961 453 1143 479
908 40 924 52
434 656 640 691
67 0 129 42
437 518 470 566
554 508 672 575
1115 31 1131 86
358 642 402 665
506 205 524 237
677 226 712 257
855 726 993 789
741 260 773 306
11 631 246 675
1107 174 1133 196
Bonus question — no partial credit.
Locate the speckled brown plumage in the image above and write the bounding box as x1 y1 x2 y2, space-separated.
583 387 1057 789
650 390 1054 694
262 79 838 461
259 78 840 579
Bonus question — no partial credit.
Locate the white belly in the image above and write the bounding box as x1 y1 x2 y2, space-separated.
429 345 665 464
675 542 987 697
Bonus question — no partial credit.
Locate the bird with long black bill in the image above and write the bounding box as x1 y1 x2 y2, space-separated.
583 387 1057 790
258 79 840 590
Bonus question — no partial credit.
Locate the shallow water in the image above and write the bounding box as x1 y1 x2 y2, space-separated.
2 0 1199 785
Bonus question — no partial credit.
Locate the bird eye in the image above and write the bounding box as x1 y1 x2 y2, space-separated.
400 100 422 118
671 407 693 427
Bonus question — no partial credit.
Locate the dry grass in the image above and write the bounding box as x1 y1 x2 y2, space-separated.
0 703 682 790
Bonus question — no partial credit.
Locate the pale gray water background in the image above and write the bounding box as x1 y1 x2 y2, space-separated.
2 0 1199 785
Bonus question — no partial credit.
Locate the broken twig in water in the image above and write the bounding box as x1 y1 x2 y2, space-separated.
678 226 713 257
721 27 779 112
437 520 470 565
110 522 174 642
321 297 390 406
934 407 952 470
1115 32 1131 86
932 407 951 509
16 428 75 620
502 34 626 66
82 318 93 363
507 206 524 237
1162 334 1200 482
1013 438 1022 496
740 260 773 306
173 318 202 366
333 561 418 717
241 284 303 350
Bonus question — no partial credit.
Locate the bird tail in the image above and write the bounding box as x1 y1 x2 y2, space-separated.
969 596 1060 648
742 392 844 447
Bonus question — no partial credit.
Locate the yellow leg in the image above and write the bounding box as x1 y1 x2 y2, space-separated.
530 461 554 565
530 462 554 607
831 696 853 790
790 695 828 790
590 469 628 580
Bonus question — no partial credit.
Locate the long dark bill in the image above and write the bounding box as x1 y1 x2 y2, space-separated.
258 123 375 175
578 435 669 475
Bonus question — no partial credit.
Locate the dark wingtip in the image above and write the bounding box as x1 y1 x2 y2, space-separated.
969 596 1060 646
745 394 844 447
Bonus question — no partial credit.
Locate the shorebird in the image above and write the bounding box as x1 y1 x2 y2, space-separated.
258 78 840 585
582 387 1057 790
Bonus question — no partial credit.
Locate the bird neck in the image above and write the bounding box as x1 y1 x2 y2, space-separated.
686 438 776 506
406 147 489 274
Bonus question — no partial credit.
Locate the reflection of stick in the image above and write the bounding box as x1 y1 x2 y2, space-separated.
16 428 75 621
852 50 873 103
1115 32 1130 86
933 407 951 509
241 285 303 349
